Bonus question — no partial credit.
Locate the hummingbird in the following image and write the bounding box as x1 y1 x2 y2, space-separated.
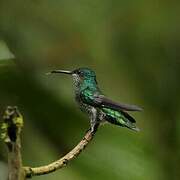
48 68 142 133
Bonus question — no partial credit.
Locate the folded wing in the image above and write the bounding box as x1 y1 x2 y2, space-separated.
94 95 142 111
80 88 142 112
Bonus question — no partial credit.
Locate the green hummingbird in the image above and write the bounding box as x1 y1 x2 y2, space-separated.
49 68 142 132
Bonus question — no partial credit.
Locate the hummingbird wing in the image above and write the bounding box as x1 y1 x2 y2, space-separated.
94 95 143 111
80 88 142 112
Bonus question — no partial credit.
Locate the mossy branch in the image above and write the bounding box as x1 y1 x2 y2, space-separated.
1 106 98 179
1 106 25 180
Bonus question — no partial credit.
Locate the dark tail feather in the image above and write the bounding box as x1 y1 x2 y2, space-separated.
121 110 136 123
105 113 140 132
125 123 140 132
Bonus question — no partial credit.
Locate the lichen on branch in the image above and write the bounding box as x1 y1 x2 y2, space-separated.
1 106 23 145
1 106 25 180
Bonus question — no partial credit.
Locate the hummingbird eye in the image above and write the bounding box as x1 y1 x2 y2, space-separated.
77 71 84 76
73 69 84 76
73 70 80 74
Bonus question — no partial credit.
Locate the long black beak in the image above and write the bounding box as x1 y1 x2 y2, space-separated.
47 70 72 75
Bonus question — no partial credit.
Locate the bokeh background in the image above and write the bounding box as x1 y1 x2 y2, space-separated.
0 0 180 180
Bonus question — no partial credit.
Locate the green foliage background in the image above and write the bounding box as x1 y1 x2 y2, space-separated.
0 0 180 179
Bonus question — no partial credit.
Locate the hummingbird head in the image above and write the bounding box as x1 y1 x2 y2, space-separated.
49 68 97 87
49 67 96 78
72 68 96 79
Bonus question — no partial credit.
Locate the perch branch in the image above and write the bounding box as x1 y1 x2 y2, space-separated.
1 106 25 180
1 106 99 179
24 128 98 178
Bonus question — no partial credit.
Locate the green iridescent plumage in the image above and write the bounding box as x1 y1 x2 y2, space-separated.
49 68 142 132
102 108 139 131
79 84 139 131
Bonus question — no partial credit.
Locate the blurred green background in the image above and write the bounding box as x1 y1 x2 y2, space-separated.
0 0 180 180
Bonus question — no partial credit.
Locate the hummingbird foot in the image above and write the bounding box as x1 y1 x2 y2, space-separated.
90 123 99 134
89 107 100 134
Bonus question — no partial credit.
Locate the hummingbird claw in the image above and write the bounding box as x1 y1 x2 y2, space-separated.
90 123 99 134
